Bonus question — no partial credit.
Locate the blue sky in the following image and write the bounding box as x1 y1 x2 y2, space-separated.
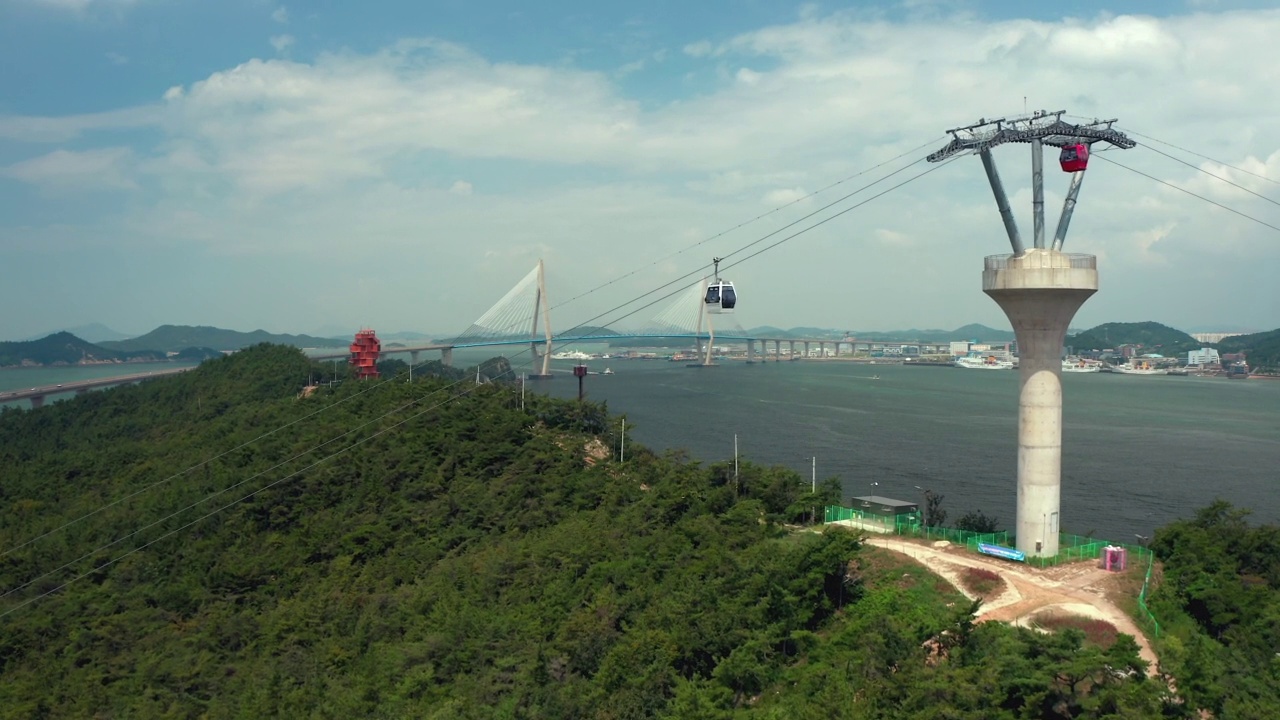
2 0 1278 339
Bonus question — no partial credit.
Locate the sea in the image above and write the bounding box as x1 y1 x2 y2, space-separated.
5 348 1278 542
522 348 1280 542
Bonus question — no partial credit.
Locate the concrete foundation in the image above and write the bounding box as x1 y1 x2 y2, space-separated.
983 249 1097 558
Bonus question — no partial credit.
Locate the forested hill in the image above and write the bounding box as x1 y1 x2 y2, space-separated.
1216 328 1280 374
0 331 165 367
0 345 1170 716
100 324 343 353
1067 321 1200 355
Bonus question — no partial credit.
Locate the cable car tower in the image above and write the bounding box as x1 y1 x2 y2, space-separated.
928 110 1134 558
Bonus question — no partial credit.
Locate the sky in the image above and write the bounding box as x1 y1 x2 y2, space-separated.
2 0 1279 341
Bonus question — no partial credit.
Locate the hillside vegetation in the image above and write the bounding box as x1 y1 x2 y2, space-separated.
1216 328 1280 374
0 331 165 368
1149 502 1280 716
0 345 1177 717
1067 322 1201 355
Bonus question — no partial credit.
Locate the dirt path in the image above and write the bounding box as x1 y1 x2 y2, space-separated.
863 535 1159 674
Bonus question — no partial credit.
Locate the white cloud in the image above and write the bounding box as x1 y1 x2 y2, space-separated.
269 34 295 53
105 51 128 65
2 147 135 191
683 40 714 57
3 9 1280 333
24 0 138 13
272 6 288 24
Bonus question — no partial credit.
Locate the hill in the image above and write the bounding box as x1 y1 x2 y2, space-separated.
849 324 1015 343
1067 321 1201 355
0 344 1167 717
100 324 344 353
15 322 134 344
0 331 165 367
1215 327 1280 374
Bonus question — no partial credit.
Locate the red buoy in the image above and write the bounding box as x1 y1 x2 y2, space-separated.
349 329 381 380
1059 143 1089 172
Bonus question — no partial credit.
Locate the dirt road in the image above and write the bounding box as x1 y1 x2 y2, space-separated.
862 535 1158 674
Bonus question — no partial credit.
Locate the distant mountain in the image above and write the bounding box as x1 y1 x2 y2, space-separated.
844 324 1015 343
785 326 842 338
100 325 343 353
1066 321 1200 355
16 322 134 344
0 332 165 367
947 324 1015 343
746 325 791 337
1215 328 1280 374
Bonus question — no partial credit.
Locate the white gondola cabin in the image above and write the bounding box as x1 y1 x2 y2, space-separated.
704 257 736 314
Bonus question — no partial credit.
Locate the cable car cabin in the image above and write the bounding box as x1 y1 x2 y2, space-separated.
704 281 737 314
1059 143 1089 172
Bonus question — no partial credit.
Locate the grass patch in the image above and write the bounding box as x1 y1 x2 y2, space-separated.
1034 613 1120 649
959 566 1004 597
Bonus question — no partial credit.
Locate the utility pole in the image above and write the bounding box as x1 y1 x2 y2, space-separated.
621 418 626 462
573 364 587 401
733 434 739 498
915 485 929 529
811 456 817 494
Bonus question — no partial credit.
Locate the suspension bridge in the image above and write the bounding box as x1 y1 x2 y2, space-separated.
309 259 944 375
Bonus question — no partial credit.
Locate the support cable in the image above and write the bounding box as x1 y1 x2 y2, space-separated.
1092 155 1280 235
550 136 946 310
1118 127 1280 187
1133 143 1280 208
4 147 948 614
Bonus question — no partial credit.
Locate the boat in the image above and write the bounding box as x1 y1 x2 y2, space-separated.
1062 358 1100 373
954 352 1014 370
1111 360 1165 376
602 368 614 375
550 350 591 360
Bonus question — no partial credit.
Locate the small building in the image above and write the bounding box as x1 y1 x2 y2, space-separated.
1187 347 1220 366
836 495 921 533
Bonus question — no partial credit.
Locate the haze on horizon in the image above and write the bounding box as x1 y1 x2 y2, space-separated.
2 0 1278 342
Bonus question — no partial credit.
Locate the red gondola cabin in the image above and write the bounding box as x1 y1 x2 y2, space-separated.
1059 143 1089 172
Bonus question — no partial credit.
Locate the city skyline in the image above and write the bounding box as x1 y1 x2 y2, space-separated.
2 1 1278 340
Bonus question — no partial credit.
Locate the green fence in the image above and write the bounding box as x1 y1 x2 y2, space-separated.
823 506 1162 637
1021 532 1152 569
1136 552 1161 637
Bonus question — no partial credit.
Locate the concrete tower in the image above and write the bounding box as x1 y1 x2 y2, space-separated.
984 250 1095 556
928 111 1133 558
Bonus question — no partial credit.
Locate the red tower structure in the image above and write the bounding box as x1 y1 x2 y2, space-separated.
349 329 381 380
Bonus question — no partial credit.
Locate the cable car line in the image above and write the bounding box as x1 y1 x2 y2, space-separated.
553 155 954 342
1093 154 1280 235
1119 127 1280 187
0 374 487 604
0 381 486 621
3 148 951 616
549 136 946 311
0 356 447 561
1133 142 1280 208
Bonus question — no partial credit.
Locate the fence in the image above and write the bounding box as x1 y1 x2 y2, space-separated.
823 506 1162 638
1136 552 1161 637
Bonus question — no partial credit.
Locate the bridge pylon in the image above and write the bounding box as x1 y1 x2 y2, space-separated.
528 259 554 379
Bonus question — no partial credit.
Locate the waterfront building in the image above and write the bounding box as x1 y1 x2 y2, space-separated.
1188 347 1221 365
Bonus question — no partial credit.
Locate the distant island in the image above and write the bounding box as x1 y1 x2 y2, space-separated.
5 321 1277 374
